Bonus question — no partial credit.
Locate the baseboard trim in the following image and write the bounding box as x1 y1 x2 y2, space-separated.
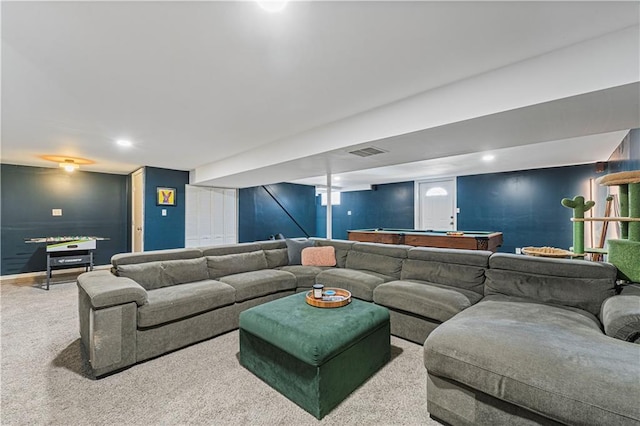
1 265 110 287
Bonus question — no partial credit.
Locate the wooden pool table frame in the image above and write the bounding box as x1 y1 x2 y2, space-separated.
347 229 503 252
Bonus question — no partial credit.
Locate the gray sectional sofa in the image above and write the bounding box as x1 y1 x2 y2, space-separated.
76 238 640 425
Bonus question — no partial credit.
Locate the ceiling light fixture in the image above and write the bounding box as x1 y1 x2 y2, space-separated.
116 139 132 147
256 0 288 13
40 154 94 171
59 159 80 172
482 154 495 162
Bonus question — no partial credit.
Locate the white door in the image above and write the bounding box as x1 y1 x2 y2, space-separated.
197 188 213 247
132 168 144 252
185 186 237 247
223 189 237 244
417 179 456 231
184 185 199 248
211 188 225 246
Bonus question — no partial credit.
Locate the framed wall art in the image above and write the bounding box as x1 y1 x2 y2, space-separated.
157 187 177 206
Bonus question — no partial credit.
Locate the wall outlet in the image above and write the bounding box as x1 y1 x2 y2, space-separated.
515 247 522 254
52 209 62 216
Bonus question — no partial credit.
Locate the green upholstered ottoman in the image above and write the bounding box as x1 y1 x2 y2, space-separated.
239 292 390 419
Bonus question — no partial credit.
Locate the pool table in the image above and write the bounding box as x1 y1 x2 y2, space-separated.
347 228 503 252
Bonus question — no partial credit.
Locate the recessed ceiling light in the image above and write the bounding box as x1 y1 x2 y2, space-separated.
256 0 288 12
116 139 132 147
482 154 495 162
334 176 341 181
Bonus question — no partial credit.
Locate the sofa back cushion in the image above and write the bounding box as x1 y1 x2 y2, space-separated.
485 253 617 316
346 242 409 279
402 247 490 294
285 238 316 265
312 238 354 268
201 242 261 257
117 257 209 291
264 248 289 268
112 248 202 268
207 251 268 279
402 260 486 294
258 240 290 268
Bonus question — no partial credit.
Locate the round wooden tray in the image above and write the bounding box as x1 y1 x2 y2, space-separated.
305 288 352 308
522 246 575 258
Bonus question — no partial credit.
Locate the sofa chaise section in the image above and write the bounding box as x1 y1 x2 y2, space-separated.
425 295 640 426
423 253 640 426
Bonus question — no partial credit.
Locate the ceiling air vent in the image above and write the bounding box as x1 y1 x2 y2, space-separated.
348 146 387 157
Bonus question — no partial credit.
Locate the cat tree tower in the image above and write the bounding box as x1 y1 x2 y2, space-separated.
569 171 640 282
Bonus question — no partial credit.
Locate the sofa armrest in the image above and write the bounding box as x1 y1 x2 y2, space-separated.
600 295 640 343
77 270 148 309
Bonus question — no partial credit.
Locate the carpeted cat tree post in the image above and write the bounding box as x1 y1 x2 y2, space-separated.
561 195 595 256
600 171 640 282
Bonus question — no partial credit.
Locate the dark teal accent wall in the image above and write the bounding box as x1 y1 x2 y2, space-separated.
239 183 316 242
457 164 601 254
317 181 414 240
608 128 640 173
632 129 640 168
143 167 189 250
0 164 128 275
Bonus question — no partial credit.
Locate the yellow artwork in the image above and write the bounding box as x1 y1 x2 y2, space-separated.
157 187 176 206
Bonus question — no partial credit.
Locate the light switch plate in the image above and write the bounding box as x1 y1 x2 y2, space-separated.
162 209 167 216
52 209 62 216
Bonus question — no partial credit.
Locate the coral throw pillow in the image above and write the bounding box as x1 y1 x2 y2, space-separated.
301 246 336 267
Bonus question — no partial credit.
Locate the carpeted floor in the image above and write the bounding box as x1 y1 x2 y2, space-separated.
1 280 438 425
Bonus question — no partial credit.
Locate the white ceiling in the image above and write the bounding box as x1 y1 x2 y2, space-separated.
2 1 639 190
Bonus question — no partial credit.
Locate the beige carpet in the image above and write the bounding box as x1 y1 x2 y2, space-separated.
1 280 438 425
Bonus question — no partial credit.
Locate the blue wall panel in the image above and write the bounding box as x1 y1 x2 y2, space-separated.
143 167 189 250
608 129 640 173
0 164 128 274
317 181 414 240
457 164 600 254
239 183 316 242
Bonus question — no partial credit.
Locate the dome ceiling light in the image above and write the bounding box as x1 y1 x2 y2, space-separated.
40 155 94 172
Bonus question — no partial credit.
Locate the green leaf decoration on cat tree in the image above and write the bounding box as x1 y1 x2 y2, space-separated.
561 195 595 255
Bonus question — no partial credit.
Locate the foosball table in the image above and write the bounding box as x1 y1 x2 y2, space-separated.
25 236 108 290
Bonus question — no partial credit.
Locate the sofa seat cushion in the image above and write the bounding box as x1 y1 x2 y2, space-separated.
278 265 331 289
220 270 296 302
424 296 640 426
137 280 236 328
374 280 482 323
315 268 390 301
